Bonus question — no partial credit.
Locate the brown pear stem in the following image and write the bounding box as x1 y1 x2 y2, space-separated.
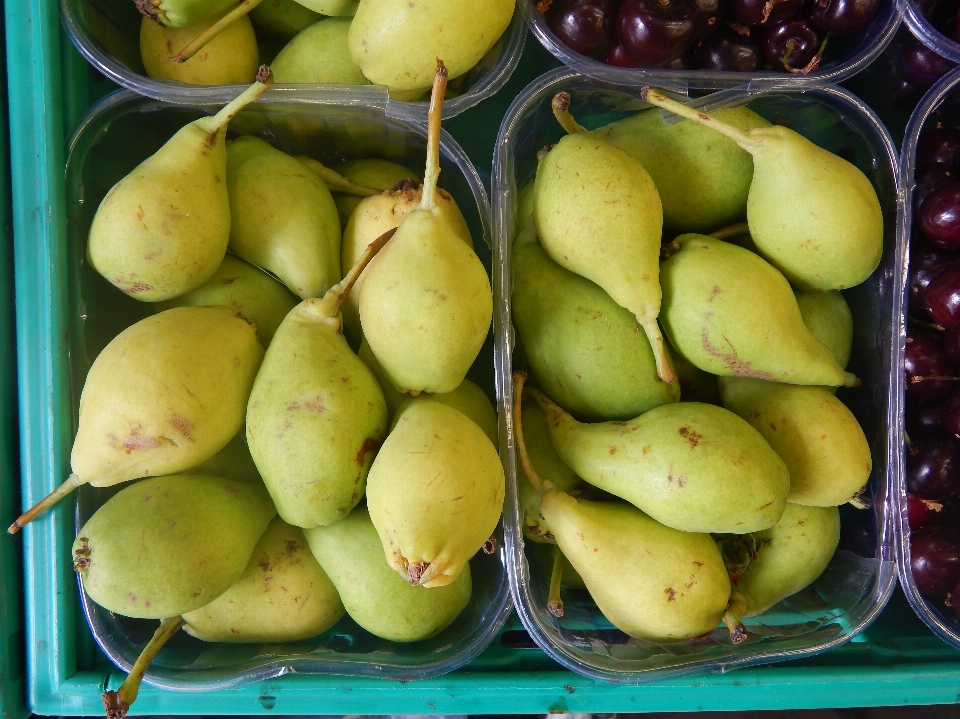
296 156 381 197
171 0 265 63
419 59 449 213
640 88 762 153
848 486 872 509
201 65 274 134
102 616 185 719
512 372 550 499
708 221 750 241
547 545 565 617
722 591 749 645
8 473 86 534
641 321 677 384
333 227 397 315
551 92 587 135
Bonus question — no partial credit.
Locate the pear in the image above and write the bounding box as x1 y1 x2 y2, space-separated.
661 235 858 387
155 254 299 346
183 429 262 484
182 517 344 642
73 474 276 618
246 233 391 528
87 71 273 302
366 398 504 587
250 0 321 39
227 135 341 300
140 13 258 84
514 180 537 248
513 241 679 422
535 93 673 383
513 372 731 642
347 0 513 94
393 381 498 446
135 0 238 27
305 505 470 641
642 89 884 292
718 377 871 506
342 178 471 345
357 337 408 419
9 306 263 533
529 387 789 534
359 62 492 395
796 290 854 370
331 158 419 227
668 340 721 405
272 18 370 85
592 106 770 233
720 503 840 641
530 541 586 590
294 0 359 14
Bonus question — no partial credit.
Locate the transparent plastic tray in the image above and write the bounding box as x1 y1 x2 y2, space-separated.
520 0 903 90
60 0 525 122
904 0 960 64
492 67 901 683
896 63 960 651
58 89 510 689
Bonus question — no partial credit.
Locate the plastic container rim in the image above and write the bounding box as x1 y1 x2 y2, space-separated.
903 0 960 64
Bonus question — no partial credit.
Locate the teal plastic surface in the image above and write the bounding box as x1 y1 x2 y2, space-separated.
10 0 960 711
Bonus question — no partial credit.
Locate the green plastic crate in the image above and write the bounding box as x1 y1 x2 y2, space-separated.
10 0 960 712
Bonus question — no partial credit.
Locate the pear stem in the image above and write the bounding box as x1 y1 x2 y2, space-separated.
333 227 397 315
8 473 86 534
722 591 749 645
171 0 265 63
842 372 860 388
296 156 381 197
848 486 872 509
202 65 274 134
512 371 550 499
419 59 449 213
641 321 677 384
101 616 185 719
708 221 751 241
640 88 762 153
547 546 565 617
551 93 588 135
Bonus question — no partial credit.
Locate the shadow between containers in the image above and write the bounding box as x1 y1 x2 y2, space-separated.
897 63 960 651
56 88 510 690
492 67 902 683
60 0 526 122
520 0 904 90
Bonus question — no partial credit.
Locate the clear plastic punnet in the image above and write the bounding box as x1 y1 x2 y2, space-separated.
60 0 525 121
493 68 901 683
898 64 960 651
61 89 509 690
521 0 904 89
904 0 960 63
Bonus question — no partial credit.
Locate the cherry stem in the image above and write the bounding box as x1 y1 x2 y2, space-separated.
419 59 448 213
642 320 677 384
172 0 265 63
203 66 274 134
512 371 550 499
787 33 828 75
547 546 565 617
296 156 381 197
909 375 960 383
907 315 945 332
641 88 762 153
551 92 588 135
9 473 86 534
722 591 749 644
708 221 751 241
102 617 185 719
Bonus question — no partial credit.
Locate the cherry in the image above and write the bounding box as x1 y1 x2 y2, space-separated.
905 330 960 401
547 0 618 58
692 0 727 37
911 527 960 598
908 433 960 499
761 17 823 71
900 43 957 90
917 127 960 172
617 0 699 66
915 170 956 211
944 388 960 438
601 42 642 65
692 25 760 70
807 0 879 34
907 398 946 434
909 494 952 529
730 0 803 25
926 264 960 329
919 183 960 250
909 246 960 315
945 329 960 365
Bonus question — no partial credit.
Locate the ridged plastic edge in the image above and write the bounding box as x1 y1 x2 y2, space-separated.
903 0 960 64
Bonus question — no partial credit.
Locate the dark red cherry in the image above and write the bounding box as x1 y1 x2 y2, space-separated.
693 25 760 70
920 183 960 250
908 494 957 529
601 42 642 65
900 43 957 89
692 0 727 37
730 0 803 25
909 246 960 315
907 433 960 499
761 17 823 72
917 128 960 172
547 0 618 58
912 527 960 598
907 398 946 434
617 0 699 66
915 170 956 211
945 329 960 365
944 388 960 438
807 0 879 34
926 265 960 329
905 330 960 401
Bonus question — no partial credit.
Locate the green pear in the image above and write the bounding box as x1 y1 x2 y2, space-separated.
513 242 679 422
272 18 370 85
182 517 344 642
514 181 537 248
529 387 789 534
250 0 322 39
535 93 672 383
305 505 470 642
246 237 390 528
593 106 770 233
184 429 262 484
718 377 871 506
135 0 239 27
73 474 276 618
87 73 273 302
10 306 264 533
530 541 586 590
393 380 498 445
341 178 471 345
347 0 513 93
643 89 884 292
155 254 299 346
227 135 341 299
796 290 854 370
140 13 259 84
294 0 359 14
661 235 858 387
668 340 721 405
366 399 504 587
357 337 408 419
721 503 840 638
331 158 418 227
359 64 492 394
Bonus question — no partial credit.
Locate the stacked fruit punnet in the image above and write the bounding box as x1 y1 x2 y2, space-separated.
11 62 503 718
511 87 881 643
